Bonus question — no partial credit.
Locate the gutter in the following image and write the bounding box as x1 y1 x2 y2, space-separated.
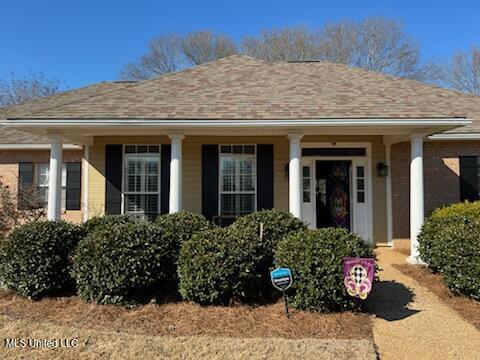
0 118 472 128
0 144 82 150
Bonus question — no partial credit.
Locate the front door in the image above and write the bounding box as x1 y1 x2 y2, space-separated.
315 160 352 230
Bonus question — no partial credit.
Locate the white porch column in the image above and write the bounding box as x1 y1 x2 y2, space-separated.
47 136 63 220
288 134 303 218
169 134 184 213
385 142 393 245
408 134 425 264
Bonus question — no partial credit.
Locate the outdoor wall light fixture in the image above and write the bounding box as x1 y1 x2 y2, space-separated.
377 163 388 177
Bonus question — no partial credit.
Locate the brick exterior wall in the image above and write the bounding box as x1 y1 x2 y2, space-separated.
391 140 480 239
0 149 84 223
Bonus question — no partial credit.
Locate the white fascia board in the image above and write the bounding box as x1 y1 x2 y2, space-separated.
0 144 81 150
0 118 472 128
428 133 480 140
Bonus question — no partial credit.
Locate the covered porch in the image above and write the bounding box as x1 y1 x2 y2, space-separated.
3 117 470 263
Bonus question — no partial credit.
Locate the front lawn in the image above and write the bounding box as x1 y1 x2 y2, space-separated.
0 291 376 359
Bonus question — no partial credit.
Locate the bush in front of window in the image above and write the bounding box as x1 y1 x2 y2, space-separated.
0 220 82 299
178 227 261 305
227 210 307 301
81 214 138 236
274 228 377 312
155 211 214 280
418 202 480 299
73 222 171 305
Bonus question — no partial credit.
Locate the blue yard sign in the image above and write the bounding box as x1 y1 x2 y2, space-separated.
271 267 293 317
270 267 293 291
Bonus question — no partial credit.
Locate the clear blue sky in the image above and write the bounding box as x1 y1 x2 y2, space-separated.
1 0 479 88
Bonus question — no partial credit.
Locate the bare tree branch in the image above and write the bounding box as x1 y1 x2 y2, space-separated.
0 73 63 106
444 46 480 95
182 31 238 65
242 26 319 61
120 34 186 80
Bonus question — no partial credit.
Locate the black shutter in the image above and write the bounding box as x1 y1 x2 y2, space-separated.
105 145 123 214
460 156 479 201
66 162 81 210
202 145 219 220
256 144 274 210
18 162 34 210
160 145 171 214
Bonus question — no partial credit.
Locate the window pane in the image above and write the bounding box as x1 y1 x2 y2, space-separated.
303 178 310 191
303 191 310 203
357 166 364 178
233 145 243 154
221 194 255 216
220 145 231 154
125 145 136 153
357 191 365 203
357 179 365 191
148 145 160 153
244 145 255 154
303 166 310 177
137 145 148 154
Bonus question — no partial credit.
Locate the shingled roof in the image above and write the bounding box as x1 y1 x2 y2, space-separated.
0 81 135 144
4 55 480 134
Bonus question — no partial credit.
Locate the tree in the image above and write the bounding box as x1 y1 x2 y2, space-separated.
444 46 480 95
242 26 319 62
120 31 238 80
243 18 439 81
119 34 186 80
182 31 237 65
0 73 63 106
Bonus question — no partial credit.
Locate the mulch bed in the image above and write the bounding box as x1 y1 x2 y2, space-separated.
393 264 480 329
0 291 372 340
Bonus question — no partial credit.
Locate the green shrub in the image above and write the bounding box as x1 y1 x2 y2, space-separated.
155 211 213 277
73 222 171 305
0 220 82 299
228 210 307 300
429 200 480 220
419 201 480 272
178 227 260 305
274 228 376 312
82 215 138 236
419 210 480 299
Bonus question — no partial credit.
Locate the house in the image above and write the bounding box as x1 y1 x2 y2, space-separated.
1 55 479 263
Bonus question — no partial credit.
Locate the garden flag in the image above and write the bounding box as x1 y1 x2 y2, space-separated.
343 258 375 300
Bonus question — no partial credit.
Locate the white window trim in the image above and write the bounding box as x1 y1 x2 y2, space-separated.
121 144 161 218
36 163 67 211
218 144 257 217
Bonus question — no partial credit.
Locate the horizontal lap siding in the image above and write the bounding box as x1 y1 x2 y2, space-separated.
87 135 386 244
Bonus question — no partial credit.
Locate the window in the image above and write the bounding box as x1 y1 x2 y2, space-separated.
123 145 161 220
302 166 311 202
36 163 67 209
219 145 256 216
356 166 365 203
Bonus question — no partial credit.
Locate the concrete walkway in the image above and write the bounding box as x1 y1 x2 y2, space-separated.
367 248 480 360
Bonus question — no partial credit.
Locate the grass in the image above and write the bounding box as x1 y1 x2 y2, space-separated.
393 264 480 329
0 291 376 359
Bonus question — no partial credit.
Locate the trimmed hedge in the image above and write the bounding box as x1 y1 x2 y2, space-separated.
0 220 82 299
82 215 138 236
274 228 376 312
418 202 480 299
178 227 259 305
73 222 170 304
228 210 307 300
155 211 213 278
